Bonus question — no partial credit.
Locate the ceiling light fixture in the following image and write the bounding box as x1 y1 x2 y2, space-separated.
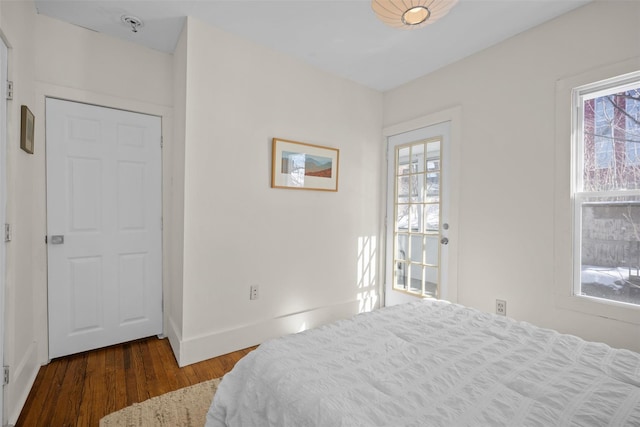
371 0 458 29
121 15 144 33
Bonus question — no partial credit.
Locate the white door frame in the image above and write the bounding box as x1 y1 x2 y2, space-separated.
0 35 8 427
382 107 461 306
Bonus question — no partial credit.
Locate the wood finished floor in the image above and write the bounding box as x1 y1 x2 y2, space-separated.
15 337 255 427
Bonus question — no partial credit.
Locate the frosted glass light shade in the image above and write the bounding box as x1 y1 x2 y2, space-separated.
371 0 458 29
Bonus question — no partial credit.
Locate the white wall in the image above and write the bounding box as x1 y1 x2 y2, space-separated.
169 20 188 350
168 17 383 366
0 4 174 423
383 1 640 352
1 2 38 424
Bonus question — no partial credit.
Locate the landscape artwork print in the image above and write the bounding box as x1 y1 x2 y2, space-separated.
281 151 333 178
271 138 339 191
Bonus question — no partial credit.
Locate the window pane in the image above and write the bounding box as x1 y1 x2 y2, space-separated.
412 144 425 173
410 173 422 202
410 235 424 265
397 147 410 175
397 204 409 231
391 137 443 298
394 262 407 290
595 139 613 169
409 264 422 293
396 234 408 261
424 266 438 298
426 141 440 170
580 196 640 306
397 175 409 197
583 87 640 191
425 203 439 232
411 204 422 232
425 235 439 266
426 172 439 202
626 90 640 165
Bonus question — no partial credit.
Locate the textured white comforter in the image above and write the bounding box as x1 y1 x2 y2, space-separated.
206 300 640 426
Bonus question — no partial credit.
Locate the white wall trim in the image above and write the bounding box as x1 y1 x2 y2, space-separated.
383 107 461 137
7 341 38 425
0 36 7 427
175 300 361 367
166 316 183 365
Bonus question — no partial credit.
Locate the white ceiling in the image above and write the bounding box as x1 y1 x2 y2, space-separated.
33 0 592 92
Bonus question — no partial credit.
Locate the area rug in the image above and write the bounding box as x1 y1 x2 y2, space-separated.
99 378 220 427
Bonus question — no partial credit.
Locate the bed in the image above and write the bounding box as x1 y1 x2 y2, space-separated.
206 299 640 426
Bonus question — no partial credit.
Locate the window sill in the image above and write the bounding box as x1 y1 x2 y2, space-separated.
553 292 640 325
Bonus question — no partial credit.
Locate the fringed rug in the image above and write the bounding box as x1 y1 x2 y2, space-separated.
99 378 220 427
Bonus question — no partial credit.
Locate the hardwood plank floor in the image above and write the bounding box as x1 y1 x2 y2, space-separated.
16 337 255 427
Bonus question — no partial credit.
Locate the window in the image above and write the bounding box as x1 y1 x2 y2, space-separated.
574 72 640 308
392 139 442 298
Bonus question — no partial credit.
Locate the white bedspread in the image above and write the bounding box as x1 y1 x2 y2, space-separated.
206 300 640 426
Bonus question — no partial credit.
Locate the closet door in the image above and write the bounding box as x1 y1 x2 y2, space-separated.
46 98 162 358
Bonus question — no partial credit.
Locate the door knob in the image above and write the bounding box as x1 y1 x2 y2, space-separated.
50 235 64 244
440 237 449 245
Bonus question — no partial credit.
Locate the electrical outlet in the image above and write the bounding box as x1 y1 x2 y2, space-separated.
496 299 506 316
250 285 259 300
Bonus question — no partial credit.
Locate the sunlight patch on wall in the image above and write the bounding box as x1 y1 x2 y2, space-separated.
297 321 308 333
357 236 378 313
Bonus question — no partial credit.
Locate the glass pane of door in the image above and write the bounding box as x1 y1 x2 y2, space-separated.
392 138 442 298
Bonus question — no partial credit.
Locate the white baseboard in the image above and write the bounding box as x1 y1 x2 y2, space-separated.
7 342 40 425
165 316 183 364
174 300 361 367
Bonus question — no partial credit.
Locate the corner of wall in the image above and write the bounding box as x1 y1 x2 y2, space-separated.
6 342 39 424
166 316 184 366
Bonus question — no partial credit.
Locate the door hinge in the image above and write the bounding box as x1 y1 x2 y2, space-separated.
6 80 13 100
160 136 163 148
3 366 9 385
4 223 11 242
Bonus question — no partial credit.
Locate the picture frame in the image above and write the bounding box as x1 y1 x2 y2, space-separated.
20 105 34 154
271 138 339 191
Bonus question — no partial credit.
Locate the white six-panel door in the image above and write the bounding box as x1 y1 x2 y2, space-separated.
46 98 162 359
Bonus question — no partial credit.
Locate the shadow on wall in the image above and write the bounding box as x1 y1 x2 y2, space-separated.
358 236 378 313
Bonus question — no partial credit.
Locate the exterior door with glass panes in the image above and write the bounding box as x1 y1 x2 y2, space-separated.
385 122 451 306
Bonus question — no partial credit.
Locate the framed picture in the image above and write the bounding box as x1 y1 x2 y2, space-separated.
20 105 34 154
271 138 339 191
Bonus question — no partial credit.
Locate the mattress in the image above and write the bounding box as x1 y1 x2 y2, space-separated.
206 299 640 426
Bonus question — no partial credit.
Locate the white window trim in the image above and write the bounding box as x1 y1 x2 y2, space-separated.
554 57 640 325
